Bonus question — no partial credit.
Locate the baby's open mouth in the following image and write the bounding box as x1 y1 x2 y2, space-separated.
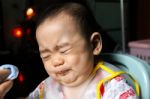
56 69 70 76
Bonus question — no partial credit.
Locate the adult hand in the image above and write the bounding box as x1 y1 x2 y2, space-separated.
0 80 13 99
0 69 13 99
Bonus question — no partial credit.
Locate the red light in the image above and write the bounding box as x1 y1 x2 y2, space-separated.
26 28 31 35
18 73 24 83
12 27 23 38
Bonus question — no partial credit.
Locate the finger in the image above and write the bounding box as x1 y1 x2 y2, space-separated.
0 69 10 83
0 80 13 97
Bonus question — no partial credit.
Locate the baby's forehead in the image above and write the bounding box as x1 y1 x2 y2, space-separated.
47 12 76 23
38 13 74 28
36 12 84 38
41 12 81 30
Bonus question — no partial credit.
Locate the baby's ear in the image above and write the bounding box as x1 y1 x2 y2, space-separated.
90 32 102 55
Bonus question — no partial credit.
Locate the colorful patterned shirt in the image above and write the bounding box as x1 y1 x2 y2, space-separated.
27 62 138 99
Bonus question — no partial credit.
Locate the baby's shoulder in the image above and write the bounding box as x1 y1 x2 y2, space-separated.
95 62 138 98
95 62 121 79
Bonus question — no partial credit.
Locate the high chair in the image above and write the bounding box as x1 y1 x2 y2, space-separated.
99 53 150 99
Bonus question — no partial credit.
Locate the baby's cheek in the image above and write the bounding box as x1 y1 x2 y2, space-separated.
44 66 55 77
67 55 81 65
44 62 54 73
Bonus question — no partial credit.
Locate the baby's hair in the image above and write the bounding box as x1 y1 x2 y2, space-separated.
36 2 102 42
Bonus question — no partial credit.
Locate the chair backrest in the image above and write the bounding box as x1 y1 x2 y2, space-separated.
99 53 150 99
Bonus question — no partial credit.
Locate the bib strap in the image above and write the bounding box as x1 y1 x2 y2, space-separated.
95 61 140 99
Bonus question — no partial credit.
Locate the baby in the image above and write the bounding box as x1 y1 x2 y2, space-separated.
0 2 138 99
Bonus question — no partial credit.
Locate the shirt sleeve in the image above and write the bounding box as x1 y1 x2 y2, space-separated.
102 75 139 99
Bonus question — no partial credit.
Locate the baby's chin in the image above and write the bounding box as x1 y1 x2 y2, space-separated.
53 74 81 87
59 78 78 87
50 71 86 87
58 75 77 86
58 76 87 87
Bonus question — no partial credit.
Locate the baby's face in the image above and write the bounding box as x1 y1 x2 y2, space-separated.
36 13 94 87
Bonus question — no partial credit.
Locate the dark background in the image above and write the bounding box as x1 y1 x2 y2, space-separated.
0 0 150 98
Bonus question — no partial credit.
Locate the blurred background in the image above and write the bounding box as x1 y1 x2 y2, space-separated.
0 0 150 98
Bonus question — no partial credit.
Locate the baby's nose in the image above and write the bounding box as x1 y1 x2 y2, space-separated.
51 56 64 67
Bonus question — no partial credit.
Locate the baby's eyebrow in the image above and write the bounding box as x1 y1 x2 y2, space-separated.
40 49 51 54
56 43 70 49
39 43 70 54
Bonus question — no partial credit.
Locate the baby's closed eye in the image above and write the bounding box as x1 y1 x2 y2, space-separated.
41 54 51 61
59 48 71 54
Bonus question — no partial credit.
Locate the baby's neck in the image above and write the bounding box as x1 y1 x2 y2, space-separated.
61 73 95 99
